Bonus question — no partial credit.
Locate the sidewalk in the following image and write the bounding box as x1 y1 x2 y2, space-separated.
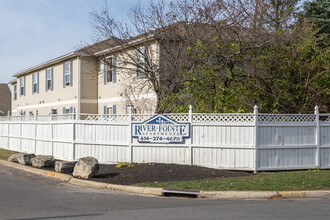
1 159 330 200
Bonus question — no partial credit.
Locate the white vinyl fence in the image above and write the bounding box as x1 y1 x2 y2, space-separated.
0 106 329 172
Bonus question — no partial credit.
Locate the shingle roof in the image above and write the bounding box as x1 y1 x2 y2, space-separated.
0 83 11 115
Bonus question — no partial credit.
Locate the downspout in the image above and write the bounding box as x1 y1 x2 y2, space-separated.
77 55 82 119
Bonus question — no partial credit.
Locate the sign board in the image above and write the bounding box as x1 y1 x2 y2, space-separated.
132 114 190 143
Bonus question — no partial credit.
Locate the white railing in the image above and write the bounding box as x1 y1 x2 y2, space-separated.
0 114 75 121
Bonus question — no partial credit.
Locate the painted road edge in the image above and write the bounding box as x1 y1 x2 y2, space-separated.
1 160 330 199
0 160 162 196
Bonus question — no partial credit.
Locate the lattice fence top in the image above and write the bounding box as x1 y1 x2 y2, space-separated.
258 114 316 123
193 113 255 123
320 114 330 123
0 115 75 122
84 114 130 122
164 113 190 122
2 112 330 124
131 114 154 122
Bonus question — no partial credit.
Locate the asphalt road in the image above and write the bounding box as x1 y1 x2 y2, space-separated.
1 164 330 220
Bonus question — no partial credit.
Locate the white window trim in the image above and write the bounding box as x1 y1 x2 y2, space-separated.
136 46 148 78
105 56 114 82
20 77 25 95
46 68 52 90
13 85 17 100
64 62 71 86
32 72 38 93
106 106 113 115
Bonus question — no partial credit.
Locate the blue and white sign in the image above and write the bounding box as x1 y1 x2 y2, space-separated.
132 114 190 143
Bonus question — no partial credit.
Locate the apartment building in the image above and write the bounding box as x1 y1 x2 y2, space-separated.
10 52 98 116
9 34 162 116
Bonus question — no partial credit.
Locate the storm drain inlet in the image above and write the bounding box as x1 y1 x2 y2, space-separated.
162 189 200 198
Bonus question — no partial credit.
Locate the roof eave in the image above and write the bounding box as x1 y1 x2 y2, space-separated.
94 34 158 56
12 52 86 78
8 79 17 84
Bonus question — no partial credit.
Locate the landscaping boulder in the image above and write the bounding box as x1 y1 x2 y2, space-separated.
55 161 77 173
8 153 24 163
73 157 99 179
17 153 35 165
31 155 54 168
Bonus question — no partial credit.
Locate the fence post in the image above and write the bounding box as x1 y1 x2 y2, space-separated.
72 121 76 160
189 105 193 165
128 106 133 163
315 106 320 169
254 105 258 173
34 122 37 154
7 121 10 150
19 115 22 152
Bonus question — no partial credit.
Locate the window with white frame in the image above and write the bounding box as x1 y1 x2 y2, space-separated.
104 105 116 115
64 61 71 86
136 46 148 78
13 84 17 100
32 72 39 94
107 106 113 115
63 107 73 114
46 68 53 91
103 56 116 84
106 57 113 82
19 77 25 96
51 109 57 114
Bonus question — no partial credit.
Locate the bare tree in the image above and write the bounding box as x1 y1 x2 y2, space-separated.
79 0 227 113
80 0 306 113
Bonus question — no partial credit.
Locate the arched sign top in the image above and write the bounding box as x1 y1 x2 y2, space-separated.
132 114 190 143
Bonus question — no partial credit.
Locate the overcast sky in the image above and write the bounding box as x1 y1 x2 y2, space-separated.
0 0 147 84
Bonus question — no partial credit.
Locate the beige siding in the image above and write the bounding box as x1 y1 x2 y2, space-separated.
13 58 79 115
11 83 18 115
97 41 158 114
80 56 98 114
12 39 167 116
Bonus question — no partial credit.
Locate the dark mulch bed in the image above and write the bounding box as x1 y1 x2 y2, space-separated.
90 163 253 185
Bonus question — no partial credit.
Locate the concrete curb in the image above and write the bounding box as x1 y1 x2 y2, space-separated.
1 160 329 199
0 160 163 197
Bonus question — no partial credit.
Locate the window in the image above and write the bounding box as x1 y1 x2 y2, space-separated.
106 106 113 115
103 56 116 84
13 85 17 100
19 77 25 96
46 68 53 91
136 46 148 78
51 109 57 115
104 105 116 115
32 72 39 94
63 107 73 114
63 61 72 87
106 57 113 82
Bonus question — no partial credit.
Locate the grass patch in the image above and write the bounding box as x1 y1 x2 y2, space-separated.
138 170 330 191
0 148 17 160
115 162 135 168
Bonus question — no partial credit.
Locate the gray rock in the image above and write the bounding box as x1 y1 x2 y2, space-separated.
17 154 36 165
73 157 99 179
55 161 77 173
31 155 54 168
8 153 24 163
